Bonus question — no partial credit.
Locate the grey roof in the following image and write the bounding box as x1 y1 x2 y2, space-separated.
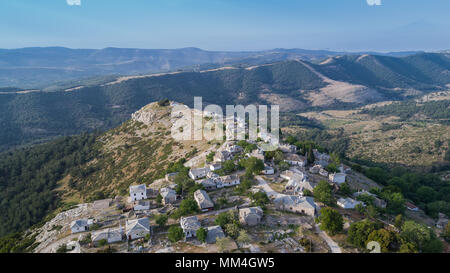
206 225 225 244
240 207 263 217
189 167 209 177
126 217 150 234
194 189 214 209
274 195 316 210
92 227 123 242
130 184 146 194
180 216 201 231
71 219 88 229
160 187 176 198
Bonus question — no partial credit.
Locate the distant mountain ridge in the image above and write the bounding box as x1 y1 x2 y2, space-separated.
0 52 448 151
0 47 424 88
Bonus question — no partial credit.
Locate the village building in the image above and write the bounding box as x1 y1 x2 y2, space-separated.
214 151 233 162
297 180 316 196
337 198 363 209
206 226 225 244
247 148 265 161
194 190 214 211
279 144 297 153
180 216 201 238
219 174 240 187
329 173 346 184
160 187 177 205
92 198 112 210
129 184 147 201
225 144 243 154
165 172 178 182
313 149 331 167
126 217 150 240
239 207 264 226
319 168 329 177
262 165 275 175
284 153 307 167
70 219 90 234
209 163 222 171
92 227 124 244
406 202 419 212
309 165 322 174
273 195 317 216
134 200 151 211
189 167 209 180
196 178 218 191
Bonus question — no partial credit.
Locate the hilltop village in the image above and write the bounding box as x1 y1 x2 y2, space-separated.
26 102 448 254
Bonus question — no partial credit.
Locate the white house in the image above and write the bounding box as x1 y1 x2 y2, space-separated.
284 154 307 167
406 202 419 212
219 174 240 187
209 163 222 171
130 184 147 201
70 219 89 234
160 187 177 205
225 144 243 154
194 190 214 211
92 227 124 244
337 198 363 209
329 173 346 184
126 217 150 240
180 216 201 238
189 167 209 180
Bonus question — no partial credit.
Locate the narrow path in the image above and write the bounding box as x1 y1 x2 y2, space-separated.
314 224 342 253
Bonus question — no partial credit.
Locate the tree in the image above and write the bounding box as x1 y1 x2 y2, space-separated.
384 192 406 215
338 183 352 196
225 223 240 239
443 222 450 242
250 191 270 207
318 207 343 236
222 160 236 174
306 145 315 165
416 186 437 203
216 237 234 253
155 214 168 227
237 230 251 244
196 228 207 243
173 199 199 218
394 214 404 230
168 226 184 243
401 221 442 253
56 244 68 253
347 220 379 248
313 180 335 206
241 157 264 175
367 229 395 253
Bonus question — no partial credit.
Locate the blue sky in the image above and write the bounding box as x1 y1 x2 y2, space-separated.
0 0 449 51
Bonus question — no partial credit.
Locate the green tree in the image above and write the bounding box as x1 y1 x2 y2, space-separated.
222 160 236 174
168 226 184 243
196 228 207 243
338 183 352 196
216 237 233 253
347 220 379 248
401 221 442 253
367 229 395 253
155 214 168 227
306 145 315 165
237 230 251 244
313 180 335 206
318 207 343 236
394 214 404 230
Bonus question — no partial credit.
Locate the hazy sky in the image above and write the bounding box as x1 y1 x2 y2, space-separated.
0 0 449 52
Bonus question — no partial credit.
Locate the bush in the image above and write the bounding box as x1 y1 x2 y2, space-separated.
196 228 207 243
155 214 168 227
168 226 184 243
318 207 343 236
